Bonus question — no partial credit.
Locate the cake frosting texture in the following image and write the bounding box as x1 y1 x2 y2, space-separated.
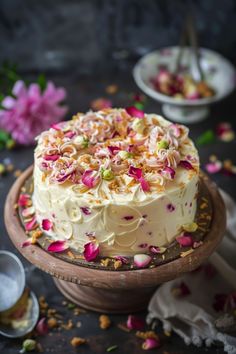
33 108 199 257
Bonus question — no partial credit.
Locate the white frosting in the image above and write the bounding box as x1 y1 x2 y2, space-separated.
33 110 199 256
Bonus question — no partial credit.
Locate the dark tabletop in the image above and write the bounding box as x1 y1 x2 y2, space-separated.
0 72 236 354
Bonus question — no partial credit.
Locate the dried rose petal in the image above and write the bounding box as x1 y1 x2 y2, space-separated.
18 193 31 207
21 238 33 248
142 337 161 350
83 240 99 261
81 170 99 188
169 123 181 137
22 206 35 218
161 166 175 180
179 160 193 170
80 207 91 215
107 146 121 155
125 106 144 118
139 177 150 192
44 154 60 161
36 317 48 335
114 255 129 264
176 233 193 247
128 166 150 192
134 254 152 268
149 246 166 254
42 219 53 231
127 315 145 330
123 216 134 221
128 166 142 179
205 161 222 174
47 240 69 253
172 281 191 297
25 216 38 231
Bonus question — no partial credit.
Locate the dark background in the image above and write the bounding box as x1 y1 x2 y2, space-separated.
0 1 236 353
1 0 236 75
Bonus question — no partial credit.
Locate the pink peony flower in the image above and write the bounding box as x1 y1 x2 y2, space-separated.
0 80 67 145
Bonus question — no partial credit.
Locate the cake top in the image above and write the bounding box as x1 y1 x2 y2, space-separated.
35 107 199 203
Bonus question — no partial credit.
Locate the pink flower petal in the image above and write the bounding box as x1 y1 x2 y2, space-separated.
149 246 166 254
125 106 145 118
123 216 134 221
81 170 99 188
47 240 69 253
36 317 48 335
83 240 99 261
169 123 181 137
161 166 175 180
25 216 38 231
21 238 33 248
139 177 150 192
107 145 121 155
18 194 31 207
128 166 143 179
134 254 152 268
179 160 193 170
42 219 53 231
22 206 35 218
44 154 60 161
176 234 193 247
142 338 161 350
114 255 129 264
80 207 91 215
64 131 76 139
127 315 145 330
205 161 222 174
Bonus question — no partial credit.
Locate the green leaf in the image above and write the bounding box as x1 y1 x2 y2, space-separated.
0 129 10 143
37 74 47 91
106 345 118 352
134 102 144 110
196 130 215 146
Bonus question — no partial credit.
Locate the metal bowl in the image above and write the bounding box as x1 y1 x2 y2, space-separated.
0 251 25 312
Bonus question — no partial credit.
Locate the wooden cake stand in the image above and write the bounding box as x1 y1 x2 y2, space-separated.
5 166 226 313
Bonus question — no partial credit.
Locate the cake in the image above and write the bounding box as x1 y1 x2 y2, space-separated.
33 108 199 257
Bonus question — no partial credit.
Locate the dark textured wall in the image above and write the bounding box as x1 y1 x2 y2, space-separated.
0 0 236 75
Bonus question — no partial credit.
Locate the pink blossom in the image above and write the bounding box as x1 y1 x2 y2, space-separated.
0 80 67 145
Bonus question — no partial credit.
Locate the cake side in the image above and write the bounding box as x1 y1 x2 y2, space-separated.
33 109 199 257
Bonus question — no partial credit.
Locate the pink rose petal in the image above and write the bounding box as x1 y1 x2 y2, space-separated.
128 166 142 179
80 207 91 215
83 240 99 261
81 170 99 188
139 177 150 192
149 246 166 254
125 106 144 118
134 254 152 268
22 206 35 218
44 154 60 161
42 219 53 231
21 238 33 248
114 255 129 264
179 160 193 170
205 161 222 174
18 194 31 207
127 315 145 330
161 166 175 180
36 317 48 335
176 234 193 247
142 337 161 350
169 123 181 137
25 216 38 231
47 240 68 253
107 146 121 155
